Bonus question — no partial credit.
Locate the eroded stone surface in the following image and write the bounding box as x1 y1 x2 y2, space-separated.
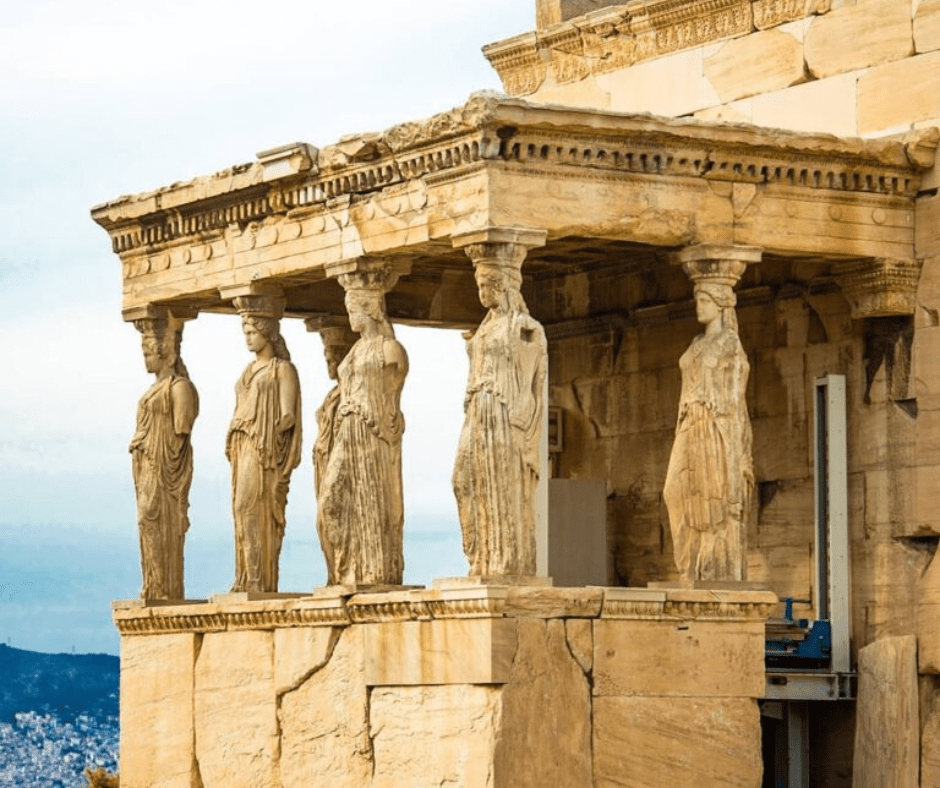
565 618 593 673
594 619 765 698
853 635 919 788
805 0 913 80
915 0 940 53
121 633 198 788
274 626 337 695
370 685 501 788
594 696 762 788
704 29 806 104
494 619 592 788
279 626 372 788
858 50 940 134
194 630 278 788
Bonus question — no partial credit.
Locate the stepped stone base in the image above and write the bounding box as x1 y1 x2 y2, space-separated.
113 584 776 788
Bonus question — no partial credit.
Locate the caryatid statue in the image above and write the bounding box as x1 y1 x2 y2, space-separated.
453 235 548 577
663 246 760 582
129 312 199 600
226 293 302 593
305 316 358 584
318 262 409 586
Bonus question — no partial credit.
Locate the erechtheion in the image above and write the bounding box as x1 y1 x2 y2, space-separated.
94 1 940 785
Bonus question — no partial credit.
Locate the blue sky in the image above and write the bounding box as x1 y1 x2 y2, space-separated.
0 1 535 655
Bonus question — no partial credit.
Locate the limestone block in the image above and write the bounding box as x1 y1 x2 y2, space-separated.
370 685 501 788
494 619 593 788
804 0 913 80
193 630 277 788
853 635 919 788
566 618 594 673
858 51 940 135
920 676 940 786
914 325 940 408
504 586 604 617
593 696 762 788
748 72 859 136
279 625 372 788
703 29 807 104
915 0 940 53
593 619 765 698
693 100 753 125
599 49 718 117
274 626 337 695
363 618 517 685
918 550 940 673
913 463 940 537
120 633 198 788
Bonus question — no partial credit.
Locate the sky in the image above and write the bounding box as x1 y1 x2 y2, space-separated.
0 0 536 655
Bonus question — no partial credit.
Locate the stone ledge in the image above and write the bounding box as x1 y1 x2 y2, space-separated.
113 585 777 635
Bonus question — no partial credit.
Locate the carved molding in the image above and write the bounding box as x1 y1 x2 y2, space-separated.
485 0 838 94
93 96 928 272
833 258 923 318
112 587 777 635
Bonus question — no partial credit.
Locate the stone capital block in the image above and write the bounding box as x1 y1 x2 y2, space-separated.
672 243 762 288
453 226 548 270
833 258 922 318
853 635 919 788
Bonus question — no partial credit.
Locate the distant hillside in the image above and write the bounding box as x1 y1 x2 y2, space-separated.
0 644 118 722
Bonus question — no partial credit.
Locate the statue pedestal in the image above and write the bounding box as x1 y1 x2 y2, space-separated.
114 585 776 788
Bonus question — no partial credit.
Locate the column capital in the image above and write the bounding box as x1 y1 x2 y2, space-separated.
452 226 548 251
122 304 199 324
324 257 411 292
832 257 923 318
671 244 762 289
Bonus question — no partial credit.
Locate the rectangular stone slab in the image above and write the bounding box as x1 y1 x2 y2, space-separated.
364 618 517 685
593 618 765 697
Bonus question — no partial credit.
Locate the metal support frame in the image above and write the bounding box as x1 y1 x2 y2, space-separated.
814 374 851 674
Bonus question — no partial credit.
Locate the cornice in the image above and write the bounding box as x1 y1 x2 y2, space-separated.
111 586 777 636
90 95 932 267
483 0 831 93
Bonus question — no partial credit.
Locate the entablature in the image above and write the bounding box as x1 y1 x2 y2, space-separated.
91 95 934 324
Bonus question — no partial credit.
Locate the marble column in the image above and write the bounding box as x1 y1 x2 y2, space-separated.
127 307 199 601
451 227 548 578
664 244 761 583
317 259 410 586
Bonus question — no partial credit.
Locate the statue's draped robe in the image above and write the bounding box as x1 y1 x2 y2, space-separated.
130 375 198 599
226 358 302 592
314 382 341 580
663 329 753 581
320 337 407 585
453 309 547 576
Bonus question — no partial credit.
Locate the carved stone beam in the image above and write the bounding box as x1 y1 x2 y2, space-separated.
832 258 923 319
452 227 548 269
671 243 763 289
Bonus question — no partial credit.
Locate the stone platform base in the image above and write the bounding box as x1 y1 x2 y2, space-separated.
114 584 776 788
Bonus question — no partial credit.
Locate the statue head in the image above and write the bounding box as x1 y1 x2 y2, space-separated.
693 282 738 332
474 262 527 315
233 294 291 360
134 317 188 378
320 325 357 380
337 266 398 338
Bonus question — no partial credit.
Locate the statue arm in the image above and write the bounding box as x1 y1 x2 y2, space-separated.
171 379 199 436
276 361 301 433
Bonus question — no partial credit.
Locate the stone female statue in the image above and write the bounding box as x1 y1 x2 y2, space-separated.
453 260 547 577
226 301 302 593
319 273 408 585
310 322 357 582
129 316 199 600
663 281 754 582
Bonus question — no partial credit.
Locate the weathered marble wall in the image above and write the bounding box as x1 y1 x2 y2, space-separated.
536 257 938 662
114 586 775 788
